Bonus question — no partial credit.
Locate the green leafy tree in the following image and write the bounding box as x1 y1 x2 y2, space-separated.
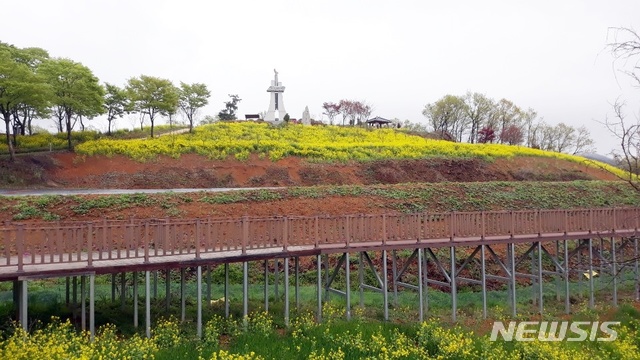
10 46 50 136
179 82 210 132
283 113 290 123
422 95 469 141
463 92 493 143
218 94 241 120
127 75 179 137
103 83 129 135
0 45 51 161
40 58 104 150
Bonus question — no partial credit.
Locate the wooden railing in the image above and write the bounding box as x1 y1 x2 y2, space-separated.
1 208 639 271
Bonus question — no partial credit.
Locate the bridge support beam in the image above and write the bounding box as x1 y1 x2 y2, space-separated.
284 257 290 327
224 263 230 318
564 240 570 314
89 274 94 341
589 239 595 309
165 269 171 312
295 257 300 311
612 238 618 307
81 276 86 331
145 271 150 338
509 243 517 317
207 266 212 305
264 260 269 312
345 253 351 320
537 242 543 314
243 261 248 327
18 280 27 331
197 266 202 339
450 247 457 322
417 248 424 322
274 259 279 300
481 244 487 319
316 255 322 322
180 268 186 323
134 271 139 328
383 250 389 321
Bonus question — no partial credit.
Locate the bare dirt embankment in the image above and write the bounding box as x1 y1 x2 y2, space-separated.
0 152 617 189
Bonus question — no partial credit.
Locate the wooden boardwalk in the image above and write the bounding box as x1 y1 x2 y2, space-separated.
1 207 638 280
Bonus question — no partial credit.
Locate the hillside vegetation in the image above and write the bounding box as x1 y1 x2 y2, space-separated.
74 122 623 174
2 181 638 222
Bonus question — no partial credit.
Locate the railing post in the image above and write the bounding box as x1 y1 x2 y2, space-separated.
613 208 617 231
536 210 541 236
481 211 485 240
17 224 24 272
382 214 387 245
242 216 248 255
283 217 289 251
450 212 456 242
510 211 514 239
87 223 93 267
589 208 593 234
195 219 201 259
314 216 319 249
564 209 568 235
346 215 351 248
141 222 149 263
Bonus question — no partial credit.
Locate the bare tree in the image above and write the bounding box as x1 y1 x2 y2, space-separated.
603 99 640 190
463 92 493 143
322 102 340 125
607 27 640 88
572 126 596 155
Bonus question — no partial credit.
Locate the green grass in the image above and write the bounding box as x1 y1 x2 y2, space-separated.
2 180 639 221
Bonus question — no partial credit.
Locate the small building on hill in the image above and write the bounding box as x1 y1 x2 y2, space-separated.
366 116 393 128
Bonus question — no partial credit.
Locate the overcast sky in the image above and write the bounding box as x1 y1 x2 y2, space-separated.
2 0 639 154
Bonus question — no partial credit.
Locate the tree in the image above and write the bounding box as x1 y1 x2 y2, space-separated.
126 75 179 137
322 102 340 125
179 82 210 133
218 94 241 120
338 99 353 126
603 27 640 188
0 45 50 161
572 126 595 155
354 101 372 125
521 108 541 148
422 95 468 141
283 113 290 123
463 92 493 143
10 46 50 136
103 83 129 136
40 58 104 150
499 124 524 145
477 127 496 143
493 99 522 144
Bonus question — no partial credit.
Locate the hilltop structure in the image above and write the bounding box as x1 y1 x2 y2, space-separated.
265 69 286 122
302 106 311 125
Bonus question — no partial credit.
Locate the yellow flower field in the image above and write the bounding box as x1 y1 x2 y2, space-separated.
73 122 623 176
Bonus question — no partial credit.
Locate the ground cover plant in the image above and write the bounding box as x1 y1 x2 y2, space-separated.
0 125 188 155
74 122 624 177
1 301 639 360
1 180 638 221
